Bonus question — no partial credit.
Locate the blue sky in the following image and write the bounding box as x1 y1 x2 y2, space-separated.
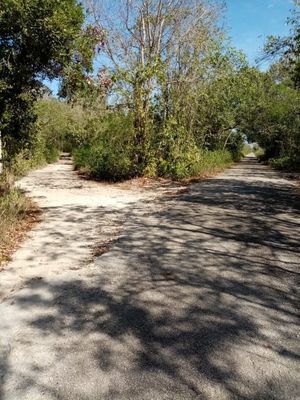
225 0 293 66
46 0 294 94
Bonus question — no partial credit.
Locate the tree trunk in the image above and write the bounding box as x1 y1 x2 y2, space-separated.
133 82 151 172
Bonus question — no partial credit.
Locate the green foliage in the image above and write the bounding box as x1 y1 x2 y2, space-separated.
0 0 265 181
264 3 300 88
142 121 232 179
0 0 84 79
4 117 61 179
0 170 14 196
227 133 245 161
5 0 299 181
74 144 133 181
253 145 265 158
0 172 31 265
6 147 58 179
35 99 87 152
0 188 29 220
0 0 85 158
58 27 108 103
146 122 194 177
149 148 233 180
242 144 252 157
72 113 135 181
240 75 300 170
269 156 300 172
71 112 233 181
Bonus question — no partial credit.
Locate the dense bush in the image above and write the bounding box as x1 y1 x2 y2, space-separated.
0 0 86 159
73 126 234 181
35 99 91 152
27 81 251 182
36 99 237 181
74 144 133 181
269 156 300 172
1 0 299 182
0 178 32 265
74 140 233 181
242 79 300 171
70 112 134 180
5 139 59 178
144 123 234 179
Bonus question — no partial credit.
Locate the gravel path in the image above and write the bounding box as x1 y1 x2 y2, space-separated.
0 155 299 399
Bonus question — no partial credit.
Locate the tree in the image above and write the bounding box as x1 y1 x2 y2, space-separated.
249 1 300 170
239 70 300 168
58 25 109 105
85 0 224 172
0 0 85 158
264 1 300 88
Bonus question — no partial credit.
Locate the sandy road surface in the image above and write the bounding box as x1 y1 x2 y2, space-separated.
0 158 159 301
0 156 299 399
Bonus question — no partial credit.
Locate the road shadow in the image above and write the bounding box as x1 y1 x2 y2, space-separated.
1 158 300 399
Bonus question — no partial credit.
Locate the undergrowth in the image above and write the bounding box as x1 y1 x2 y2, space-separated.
73 114 235 181
269 156 300 172
0 171 39 267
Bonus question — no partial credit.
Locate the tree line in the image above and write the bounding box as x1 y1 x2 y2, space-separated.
0 0 299 181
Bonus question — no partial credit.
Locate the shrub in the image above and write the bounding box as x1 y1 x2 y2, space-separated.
144 122 233 179
253 145 265 159
73 112 135 180
35 99 115 153
269 156 300 172
0 170 14 195
73 116 234 181
0 187 32 265
74 143 133 181
150 148 233 180
34 100 237 181
6 147 57 179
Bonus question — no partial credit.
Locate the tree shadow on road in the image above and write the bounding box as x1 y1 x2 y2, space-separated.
2 158 300 399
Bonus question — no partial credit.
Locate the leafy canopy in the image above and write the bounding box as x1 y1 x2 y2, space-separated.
264 1 300 88
0 0 85 156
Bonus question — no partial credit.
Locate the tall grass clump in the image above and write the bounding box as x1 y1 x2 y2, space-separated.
0 172 33 265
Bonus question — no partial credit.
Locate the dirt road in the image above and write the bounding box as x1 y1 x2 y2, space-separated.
0 156 299 399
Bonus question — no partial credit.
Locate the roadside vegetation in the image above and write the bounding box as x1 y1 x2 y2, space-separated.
0 172 39 267
252 4 300 171
0 0 299 183
0 0 87 264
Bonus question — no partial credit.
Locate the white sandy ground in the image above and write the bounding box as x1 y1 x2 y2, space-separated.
0 155 299 400
0 158 166 300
